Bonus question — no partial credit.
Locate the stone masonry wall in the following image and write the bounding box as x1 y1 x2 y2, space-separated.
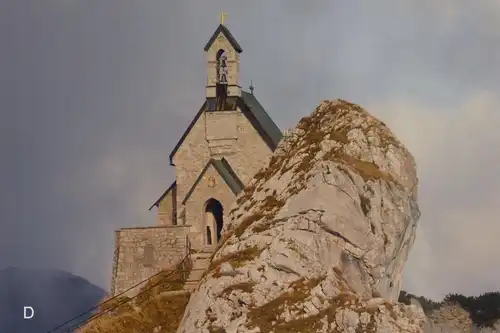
173 113 211 220
225 110 274 184
205 31 240 93
157 186 176 226
183 165 235 250
110 225 189 297
173 107 275 225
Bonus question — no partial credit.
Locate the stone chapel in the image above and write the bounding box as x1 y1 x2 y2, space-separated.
110 18 282 296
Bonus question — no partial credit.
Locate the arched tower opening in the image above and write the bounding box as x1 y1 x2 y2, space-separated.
215 49 228 110
204 198 224 245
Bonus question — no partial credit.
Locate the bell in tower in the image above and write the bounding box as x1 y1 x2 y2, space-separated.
204 12 243 107
217 50 228 84
216 49 229 110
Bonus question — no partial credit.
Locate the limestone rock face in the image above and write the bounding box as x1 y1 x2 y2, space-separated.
177 100 424 333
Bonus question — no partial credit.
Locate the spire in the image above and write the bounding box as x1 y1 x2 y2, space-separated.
204 13 242 99
249 81 254 95
203 13 242 53
219 11 227 25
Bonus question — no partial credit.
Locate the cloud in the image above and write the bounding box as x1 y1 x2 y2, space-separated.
52 120 180 286
369 91 500 300
0 1 498 302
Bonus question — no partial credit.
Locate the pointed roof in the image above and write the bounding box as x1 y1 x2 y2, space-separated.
168 92 282 166
149 181 176 211
182 158 244 204
204 24 243 53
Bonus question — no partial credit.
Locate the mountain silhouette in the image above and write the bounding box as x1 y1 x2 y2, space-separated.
0 267 106 333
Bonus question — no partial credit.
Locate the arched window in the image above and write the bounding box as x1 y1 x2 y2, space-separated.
143 244 154 267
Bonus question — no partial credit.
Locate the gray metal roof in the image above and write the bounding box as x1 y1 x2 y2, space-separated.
212 158 245 194
240 91 282 149
169 92 282 165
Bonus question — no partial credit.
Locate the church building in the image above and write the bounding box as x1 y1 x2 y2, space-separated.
110 15 282 296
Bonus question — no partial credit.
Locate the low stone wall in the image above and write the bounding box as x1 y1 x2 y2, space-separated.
110 225 190 297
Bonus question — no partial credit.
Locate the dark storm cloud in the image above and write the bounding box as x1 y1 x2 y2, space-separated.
0 0 498 300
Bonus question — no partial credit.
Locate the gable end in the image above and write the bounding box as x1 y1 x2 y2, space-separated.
182 158 244 204
204 24 243 53
169 93 282 165
149 181 176 211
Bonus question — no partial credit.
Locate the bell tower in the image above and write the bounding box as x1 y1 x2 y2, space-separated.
204 12 243 103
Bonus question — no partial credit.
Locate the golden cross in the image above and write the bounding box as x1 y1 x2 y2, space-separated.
220 11 227 25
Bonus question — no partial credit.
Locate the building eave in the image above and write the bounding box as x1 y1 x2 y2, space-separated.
181 158 244 204
149 181 176 211
204 24 243 53
169 101 207 165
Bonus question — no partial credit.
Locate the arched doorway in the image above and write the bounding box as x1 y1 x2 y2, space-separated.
204 198 224 245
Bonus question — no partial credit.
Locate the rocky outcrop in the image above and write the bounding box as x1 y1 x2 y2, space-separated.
474 321 500 333
419 301 500 333
402 291 500 333
426 302 473 333
177 100 425 333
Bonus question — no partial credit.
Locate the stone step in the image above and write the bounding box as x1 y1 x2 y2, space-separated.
192 265 209 273
192 260 210 269
158 290 191 297
191 252 213 260
191 254 212 261
183 281 199 291
187 268 206 281
192 255 212 261
187 273 204 281
188 266 207 272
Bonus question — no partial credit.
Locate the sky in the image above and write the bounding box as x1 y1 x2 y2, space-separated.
0 0 498 301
